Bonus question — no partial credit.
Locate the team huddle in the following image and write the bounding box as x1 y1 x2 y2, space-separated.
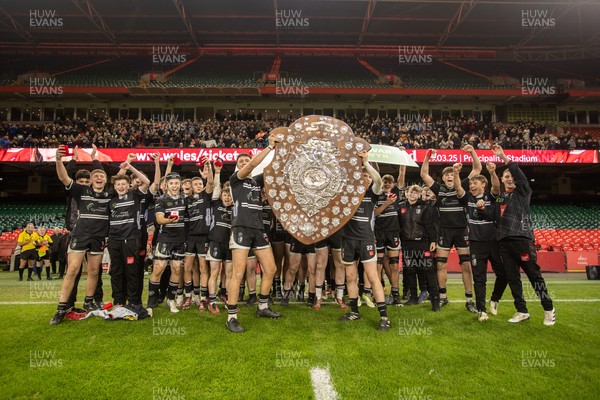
47 134 556 332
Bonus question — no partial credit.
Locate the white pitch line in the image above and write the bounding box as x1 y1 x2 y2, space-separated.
447 299 600 303
310 366 338 400
446 281 600 285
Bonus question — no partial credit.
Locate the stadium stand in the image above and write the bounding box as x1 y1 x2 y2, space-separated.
3 56 598 90
277 57 391 88
0 203 66 232
147 56 270 88
3 117 599 150
363 58 513 89
452 59 600 89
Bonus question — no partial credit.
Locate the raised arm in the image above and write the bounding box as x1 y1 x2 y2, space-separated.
121 162 151 192
462 144 482 178
65 158 77 179
202 157 214 194
486 162 500 196
165 155 175 176
91 144 106 173
420 149 436 187
492 143 510 165
397 146 407 189
492 144 530 194
212 159 223 200
360 150 382 195
452 163 465 198
55 147 73 187
119 152 136 175
149 153 161 195
91 153 121 176
237 133 280 180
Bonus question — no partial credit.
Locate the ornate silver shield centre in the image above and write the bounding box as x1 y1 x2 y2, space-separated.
283 137 347 217
264 116 371 245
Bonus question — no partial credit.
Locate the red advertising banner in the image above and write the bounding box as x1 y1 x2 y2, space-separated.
0 148 597 164
537 251 567 272
566 251 599 271
0 147 262 164
405 149 599 164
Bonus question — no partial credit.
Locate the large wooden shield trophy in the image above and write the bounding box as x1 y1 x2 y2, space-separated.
263 116 371 244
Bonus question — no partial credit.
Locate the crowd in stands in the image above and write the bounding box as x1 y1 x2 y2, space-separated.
1 115 599 150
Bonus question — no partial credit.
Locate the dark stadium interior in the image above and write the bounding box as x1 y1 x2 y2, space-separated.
0 0 598 250
1 1 600 399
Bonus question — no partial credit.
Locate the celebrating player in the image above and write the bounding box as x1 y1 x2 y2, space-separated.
50 146 111 325
339 150 390 331
226 134 282 333
147 172 187 316
420 146 481 312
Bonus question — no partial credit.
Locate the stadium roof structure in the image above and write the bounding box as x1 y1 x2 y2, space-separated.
0 0 599 101
1 0 599 60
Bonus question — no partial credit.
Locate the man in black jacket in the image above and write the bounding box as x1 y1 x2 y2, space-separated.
487 145 555 326
49 227 63 275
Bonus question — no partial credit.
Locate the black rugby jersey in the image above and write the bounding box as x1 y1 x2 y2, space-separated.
375 186 402 232
109 189 146 240
230 173 264 230
465 192 497 242
262 200 274 235
185 191 212 235
208 198 232 244
430 179 468 229
342 188 379 240
67 182 111 238
155 194 187 243
139 190 155 228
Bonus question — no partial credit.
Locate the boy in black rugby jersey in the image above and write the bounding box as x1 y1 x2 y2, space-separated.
374 163 407 306
206 160 232 314
340 150 390 332
121 152 162 305
147 172 188 316
454 162 507 321
107 162 150 307
183 159 214 311
420 145 481 312
50 146 112 325
65 146 113 309
226 134 282 333
398 185 439 311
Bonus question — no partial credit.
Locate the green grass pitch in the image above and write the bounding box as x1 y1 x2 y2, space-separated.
0 272 599 400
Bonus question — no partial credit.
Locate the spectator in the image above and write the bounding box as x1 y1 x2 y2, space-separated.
1 116 599 149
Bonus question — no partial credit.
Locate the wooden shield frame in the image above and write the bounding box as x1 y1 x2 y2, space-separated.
264 116 371 244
